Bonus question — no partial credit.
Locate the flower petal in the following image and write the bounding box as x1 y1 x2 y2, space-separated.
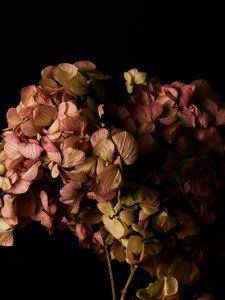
19 142 43 160
21 162 41 181
4 134 21 159
33 105 57 127
74 60 96 71
0 227 14 246
8 179 31 194
0 176 11 191
21 120 40 137
53 63 78 86
97 164 122 193
112 131 138 165
91 128 109 147
40 190 48 211
93 139 115 162
20 85 38 107
62 147 85 168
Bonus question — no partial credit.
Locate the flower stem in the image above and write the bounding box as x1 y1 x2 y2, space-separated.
120 265 138 300
105 246 117 300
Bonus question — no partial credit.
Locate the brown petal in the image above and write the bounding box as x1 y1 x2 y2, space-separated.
98 165 122 193
112 131 138 165
20 85 38 107
62 147 85 167
21 120 40 137
93 139 115 162
74 60 96 71
33 105 57 127
6 108 22 128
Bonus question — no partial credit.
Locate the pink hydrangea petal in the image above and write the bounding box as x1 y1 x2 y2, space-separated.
40 190 48 211
42 137 62 164
76 223 87 241
4 134 21 159
40 211 52 229
19 142 43 160
59 181 81 202
179 84 195 107
9 179 31 194
22 162 41 181
90 128 110 148
65 101 78 117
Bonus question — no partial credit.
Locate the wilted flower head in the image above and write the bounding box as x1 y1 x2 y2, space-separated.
0 61 224 300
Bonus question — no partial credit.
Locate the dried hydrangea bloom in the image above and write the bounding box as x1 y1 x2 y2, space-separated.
0 62 223 300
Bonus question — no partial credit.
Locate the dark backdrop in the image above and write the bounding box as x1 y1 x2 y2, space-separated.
1 1 225 299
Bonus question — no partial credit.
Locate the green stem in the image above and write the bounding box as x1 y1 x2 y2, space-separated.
120 265 138 300
105 246 117 300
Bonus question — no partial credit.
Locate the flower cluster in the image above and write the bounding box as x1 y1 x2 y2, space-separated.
1 62 224 300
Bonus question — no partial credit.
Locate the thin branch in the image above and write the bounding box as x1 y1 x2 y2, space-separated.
120 265 138 300
105 246 117 300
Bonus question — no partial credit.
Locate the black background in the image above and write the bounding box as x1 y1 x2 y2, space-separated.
1 1 225 299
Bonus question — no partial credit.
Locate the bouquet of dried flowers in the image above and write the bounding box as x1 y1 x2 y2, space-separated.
1 61 224 300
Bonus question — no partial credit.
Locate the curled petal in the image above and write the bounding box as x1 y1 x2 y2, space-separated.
74 60 96 71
